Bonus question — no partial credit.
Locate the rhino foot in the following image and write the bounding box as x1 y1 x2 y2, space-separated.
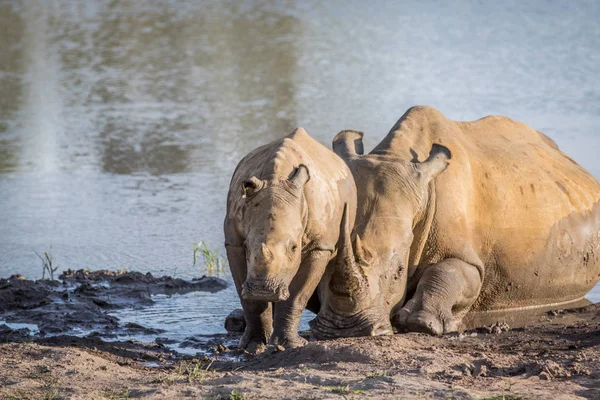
405 310 444 335
392 303 457 336
270 333 308 349
239 329 270 354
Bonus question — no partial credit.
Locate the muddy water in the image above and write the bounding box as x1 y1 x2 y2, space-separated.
1 1 600 341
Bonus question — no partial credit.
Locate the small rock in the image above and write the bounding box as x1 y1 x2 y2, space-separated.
539 371 552 380
461 362 474 376
224 309 246 333
542 360 571 378
486 322 510 334
473 364 487 377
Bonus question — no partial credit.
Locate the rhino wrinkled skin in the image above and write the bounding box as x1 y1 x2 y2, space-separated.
224 127 357 350
311 105 600 339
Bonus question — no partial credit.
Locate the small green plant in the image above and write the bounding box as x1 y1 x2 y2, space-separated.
150 374 177 385
176 359 214 382
28 364 52 379
365 370 387 379
326 385 365 395
193 241 224 276
229 391 246 400
104 388 130 399
41 378 59 400
4 392 29 400
478 380 532 400
34 245 59 281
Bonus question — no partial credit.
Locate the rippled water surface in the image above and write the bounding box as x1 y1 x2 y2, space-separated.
1 1 600 338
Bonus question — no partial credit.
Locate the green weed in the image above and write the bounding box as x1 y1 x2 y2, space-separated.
326 385 366 395
365 370 387 379
228 391 246 400
192 241 224 276
34 245 59 281
41 378 59 400
104 388 130 399
150 374 178 385
176 359 214 382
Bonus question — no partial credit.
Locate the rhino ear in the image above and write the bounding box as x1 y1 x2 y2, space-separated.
332 130 364 159
289 164 310 187
416 144 451 183
241 176 263 198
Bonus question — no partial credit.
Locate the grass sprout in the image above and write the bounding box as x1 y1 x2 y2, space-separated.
34 245 59 281
193 241 225 276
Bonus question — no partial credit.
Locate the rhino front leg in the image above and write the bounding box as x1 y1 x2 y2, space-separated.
392 258 482 335
271 249 331 348
226 245 273 352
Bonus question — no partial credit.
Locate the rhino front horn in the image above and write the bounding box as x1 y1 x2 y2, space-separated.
333 203 368 294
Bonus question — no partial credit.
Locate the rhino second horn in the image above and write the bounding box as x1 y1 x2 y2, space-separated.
354 235 373 266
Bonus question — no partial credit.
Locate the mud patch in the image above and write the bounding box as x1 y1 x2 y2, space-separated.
0 269 227 339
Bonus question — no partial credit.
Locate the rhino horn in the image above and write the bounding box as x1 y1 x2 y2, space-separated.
261 243 273 264
335 203 368 293
354 235 373 267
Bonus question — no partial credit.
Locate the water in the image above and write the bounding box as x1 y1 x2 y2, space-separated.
1 0 599 339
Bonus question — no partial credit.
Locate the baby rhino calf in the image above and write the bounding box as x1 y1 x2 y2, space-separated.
224 127 356 351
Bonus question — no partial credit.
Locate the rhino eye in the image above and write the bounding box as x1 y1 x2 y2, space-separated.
292 244 298 252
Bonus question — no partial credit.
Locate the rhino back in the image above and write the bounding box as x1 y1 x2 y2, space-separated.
225 128 355 247
382 106 600 311
457 117 600 311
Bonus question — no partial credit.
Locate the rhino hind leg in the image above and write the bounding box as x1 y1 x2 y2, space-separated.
392 258 481 335
271 249 331 349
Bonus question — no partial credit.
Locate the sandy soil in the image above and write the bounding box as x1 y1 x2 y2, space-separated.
1 272 599 399
1 304 599 400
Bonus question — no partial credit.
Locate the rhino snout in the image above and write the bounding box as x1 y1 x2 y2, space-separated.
241 278 290 302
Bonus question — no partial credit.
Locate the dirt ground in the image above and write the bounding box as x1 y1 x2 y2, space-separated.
1 304 599 400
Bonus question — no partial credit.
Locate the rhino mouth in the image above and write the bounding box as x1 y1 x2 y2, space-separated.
310 308 392 340
241 278 290 302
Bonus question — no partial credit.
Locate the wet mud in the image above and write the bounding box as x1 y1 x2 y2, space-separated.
0 269 228 338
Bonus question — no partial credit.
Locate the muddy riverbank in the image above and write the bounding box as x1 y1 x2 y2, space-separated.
0 304 599 399
1 270 600 399
0 269 228 338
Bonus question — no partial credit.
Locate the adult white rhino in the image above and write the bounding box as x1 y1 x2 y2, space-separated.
311 106 600 338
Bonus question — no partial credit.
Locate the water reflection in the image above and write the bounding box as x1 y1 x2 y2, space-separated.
0 1 301 175
0 3 24 171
